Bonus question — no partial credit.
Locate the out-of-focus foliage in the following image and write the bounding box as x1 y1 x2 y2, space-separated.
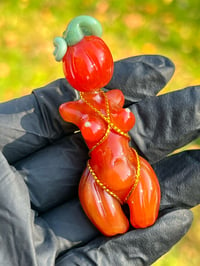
0 0 200 265
1 0 200 100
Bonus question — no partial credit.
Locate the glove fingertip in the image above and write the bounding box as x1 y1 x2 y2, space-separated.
147 209 193 264
105 55 175 103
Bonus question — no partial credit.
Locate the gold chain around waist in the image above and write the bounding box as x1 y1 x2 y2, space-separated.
87 148 141 204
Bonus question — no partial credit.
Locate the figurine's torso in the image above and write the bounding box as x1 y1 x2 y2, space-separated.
59 89 137 200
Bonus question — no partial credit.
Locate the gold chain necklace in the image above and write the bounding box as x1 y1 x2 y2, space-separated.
79 91 130 141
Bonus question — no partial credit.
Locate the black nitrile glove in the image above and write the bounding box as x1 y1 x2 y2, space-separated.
0 55 199 266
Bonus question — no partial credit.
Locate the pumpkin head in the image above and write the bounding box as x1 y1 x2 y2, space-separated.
53 15 114 92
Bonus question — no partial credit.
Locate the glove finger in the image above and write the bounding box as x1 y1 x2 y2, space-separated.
0 151 38 266
154 150 200 210
14 132 88 213
55 209 193 266
41 199 99 253
129 85 200 163
0 78 78 164
0 151 79 265
105 55 175 104
0 55 174 164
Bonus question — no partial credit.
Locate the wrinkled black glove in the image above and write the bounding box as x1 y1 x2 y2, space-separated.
0 55 199 266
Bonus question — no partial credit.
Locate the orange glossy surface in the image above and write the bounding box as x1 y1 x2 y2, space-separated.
60 90 161 236
127 157 161 228
62 36 114 92
79 166 129 236
58 20 160 236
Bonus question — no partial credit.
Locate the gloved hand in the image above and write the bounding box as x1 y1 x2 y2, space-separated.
0 55 199 266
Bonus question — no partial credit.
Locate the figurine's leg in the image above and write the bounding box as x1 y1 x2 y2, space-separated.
79 166 129 236
127 157 161 229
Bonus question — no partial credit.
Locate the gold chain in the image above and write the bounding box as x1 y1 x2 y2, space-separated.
124 148 141 203
80 91 140 205
79 91 130 140
87 161 123 204
87 148 141 205
89 124 111 154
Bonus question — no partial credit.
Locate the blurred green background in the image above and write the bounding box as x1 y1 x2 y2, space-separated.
0 0 200 265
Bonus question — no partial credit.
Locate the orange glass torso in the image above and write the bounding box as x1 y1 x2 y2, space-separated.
59 89 161 235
